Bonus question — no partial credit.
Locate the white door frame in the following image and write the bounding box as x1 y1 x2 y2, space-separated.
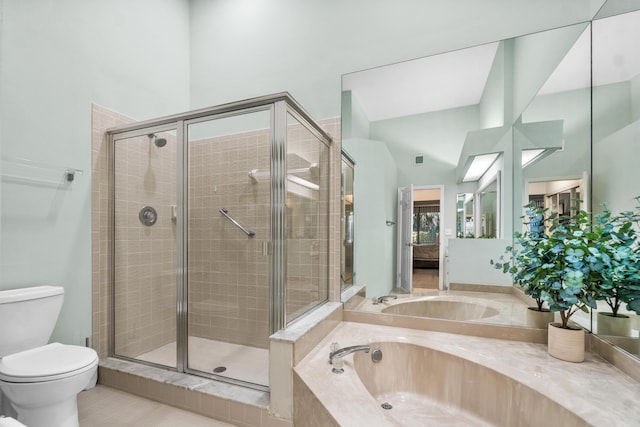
398 184 445 291
397 185 414 293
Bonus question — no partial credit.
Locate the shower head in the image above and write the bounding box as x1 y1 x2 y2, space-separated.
148 133 167 148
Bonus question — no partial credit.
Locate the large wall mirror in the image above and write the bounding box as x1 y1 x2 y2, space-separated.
592 7 640 357
341 1 640 361
341 150 355 293
512 22 592 331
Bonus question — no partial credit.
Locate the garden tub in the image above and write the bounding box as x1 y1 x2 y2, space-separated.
353 341 585 426
381 296 501 321
293 322 640 426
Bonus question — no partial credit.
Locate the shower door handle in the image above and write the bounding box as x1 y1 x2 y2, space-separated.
219 208 256 238
262 241 272 256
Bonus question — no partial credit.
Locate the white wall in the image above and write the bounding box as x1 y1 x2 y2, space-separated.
370 106 479 186
479 42 508 128
0 0 190 345
189 0 601 120
369 105 479 258
593 81 640 213
342 138 397 297
341 91 370 140
593 121 640 213
447 238 513 286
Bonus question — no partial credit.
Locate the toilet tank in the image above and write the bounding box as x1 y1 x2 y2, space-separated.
0 286 64 357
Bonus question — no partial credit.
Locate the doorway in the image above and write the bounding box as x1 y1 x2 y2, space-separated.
412 187 442 290
397 185 444 292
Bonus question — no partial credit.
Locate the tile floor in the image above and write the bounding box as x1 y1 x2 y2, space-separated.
412 267 439 289
78 385 238 427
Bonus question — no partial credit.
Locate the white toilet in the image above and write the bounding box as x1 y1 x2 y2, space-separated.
0 286 98 427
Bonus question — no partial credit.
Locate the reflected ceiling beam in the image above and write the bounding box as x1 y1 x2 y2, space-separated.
513 119 564 169
456 125 510 183
521 148 546 167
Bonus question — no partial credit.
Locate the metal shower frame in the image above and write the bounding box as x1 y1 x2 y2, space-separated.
106 92 333 390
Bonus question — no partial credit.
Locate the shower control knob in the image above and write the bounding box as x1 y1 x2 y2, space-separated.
139 206 158 226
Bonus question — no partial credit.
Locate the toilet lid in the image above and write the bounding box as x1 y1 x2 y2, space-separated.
0 342 97 382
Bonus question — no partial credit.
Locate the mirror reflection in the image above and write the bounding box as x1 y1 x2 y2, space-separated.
457 177 500 239
456 193 475 238
480 179 499 238
512 22 593 331
527 179 584 217
342 3 640 361
410 188 442 291
341 152 355 292
592 8 640 356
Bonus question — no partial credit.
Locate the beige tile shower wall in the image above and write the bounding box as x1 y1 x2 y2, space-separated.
113 133 177 357
92 104 177 358
187 130 271 348
92 104 133 358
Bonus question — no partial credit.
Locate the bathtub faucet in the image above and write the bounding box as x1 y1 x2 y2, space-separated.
330 344 370 360
329 344 370 373
374 295 397 304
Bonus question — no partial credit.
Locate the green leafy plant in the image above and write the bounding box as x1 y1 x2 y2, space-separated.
589 197 640 316
491 204 547 311
492 202 598 328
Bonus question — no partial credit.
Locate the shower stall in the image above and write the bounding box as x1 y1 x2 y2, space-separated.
106 93 332 391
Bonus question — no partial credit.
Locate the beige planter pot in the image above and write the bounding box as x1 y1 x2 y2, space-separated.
597 312 631 337
526 308 555 329
632 314 640 331
547 322 584 363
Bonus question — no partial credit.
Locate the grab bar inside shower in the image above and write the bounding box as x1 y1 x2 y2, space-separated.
219 208 256 238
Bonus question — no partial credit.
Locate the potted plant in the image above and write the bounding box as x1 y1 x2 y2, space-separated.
493 202 598 362
589 198 640 336
492 204 554 328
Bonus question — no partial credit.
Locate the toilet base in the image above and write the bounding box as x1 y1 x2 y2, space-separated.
0 390 17 419
13 398 79 427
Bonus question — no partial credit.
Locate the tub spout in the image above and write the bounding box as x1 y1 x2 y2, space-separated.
374 295 397 304
329 344 370 373
330 344 370 360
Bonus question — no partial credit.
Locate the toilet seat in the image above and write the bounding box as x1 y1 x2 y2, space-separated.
0 343 98 383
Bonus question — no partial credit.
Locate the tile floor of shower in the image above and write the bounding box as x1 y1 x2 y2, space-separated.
136 337 269 386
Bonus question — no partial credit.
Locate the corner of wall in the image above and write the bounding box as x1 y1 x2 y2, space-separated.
269 302 342 422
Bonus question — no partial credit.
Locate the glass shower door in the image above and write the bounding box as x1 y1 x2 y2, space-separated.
284 112 331 323
185 108 272 388
112 127 178 367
